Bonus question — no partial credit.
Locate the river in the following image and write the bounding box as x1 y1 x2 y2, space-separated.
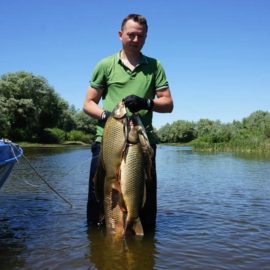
0 145 270 270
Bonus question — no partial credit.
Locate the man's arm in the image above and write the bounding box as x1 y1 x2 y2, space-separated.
83 87 104 120
153 87 174 113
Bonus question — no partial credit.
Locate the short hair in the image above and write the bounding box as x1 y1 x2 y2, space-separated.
121 14 148 33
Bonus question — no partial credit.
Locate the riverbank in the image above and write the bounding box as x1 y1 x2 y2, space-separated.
162 140 270 154
19 141 90 148
18 139 270 154
190 139 270 153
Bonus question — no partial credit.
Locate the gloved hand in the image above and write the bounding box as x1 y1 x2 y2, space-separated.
100 110 111 123
123 95 154 113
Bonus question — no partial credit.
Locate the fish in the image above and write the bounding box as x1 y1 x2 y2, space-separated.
101 101 128 185
94 101 127 231
94 101 153 236
119 142 146 235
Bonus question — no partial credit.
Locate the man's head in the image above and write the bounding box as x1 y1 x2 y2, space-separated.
119 14 148 54
121 14 148 33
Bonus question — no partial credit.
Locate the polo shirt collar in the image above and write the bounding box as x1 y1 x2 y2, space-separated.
117 51 148 65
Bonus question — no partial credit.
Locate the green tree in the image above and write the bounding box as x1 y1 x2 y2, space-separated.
242 110 270 136
157 121 196 143
0 96 10 138
74 111 97 134
0 71 74 141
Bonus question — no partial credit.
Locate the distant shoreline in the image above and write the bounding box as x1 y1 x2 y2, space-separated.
19 141 90 148
159 142 270 154
18 141 270 154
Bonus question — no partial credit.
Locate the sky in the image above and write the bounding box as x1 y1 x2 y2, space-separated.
0 0 269 129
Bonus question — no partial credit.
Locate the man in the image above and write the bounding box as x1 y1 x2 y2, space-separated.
83 14 173 230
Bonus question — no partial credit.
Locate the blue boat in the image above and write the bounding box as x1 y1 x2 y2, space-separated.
0 139 23 189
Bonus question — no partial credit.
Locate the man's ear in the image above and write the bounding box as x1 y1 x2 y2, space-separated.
118 31 123 41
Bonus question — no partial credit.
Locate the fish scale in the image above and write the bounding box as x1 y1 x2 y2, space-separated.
100 103 127 233
120 143 145 235
102 117 126 182
94 102 153 235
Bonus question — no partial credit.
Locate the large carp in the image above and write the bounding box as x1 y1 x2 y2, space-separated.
94 101 153 236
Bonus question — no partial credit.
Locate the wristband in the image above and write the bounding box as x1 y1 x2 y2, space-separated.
147 99 154 110
100 110 110 122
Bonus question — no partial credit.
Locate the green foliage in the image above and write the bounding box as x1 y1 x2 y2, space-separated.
2 71 269 151
0 96 10 137
66 130 93 143
157 110 270 152
242 111 270 133
74 111 97 134
58 108 77 132
41 128 66 144
158 120 196 143
0 71 96 143
0 71 64 140
196 120 232 144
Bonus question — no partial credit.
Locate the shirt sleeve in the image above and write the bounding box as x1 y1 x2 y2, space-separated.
155 61 169 91
90 60 107 90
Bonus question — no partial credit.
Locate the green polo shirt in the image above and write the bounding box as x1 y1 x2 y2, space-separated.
90 51 169 144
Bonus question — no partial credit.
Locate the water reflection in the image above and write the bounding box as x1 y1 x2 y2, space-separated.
87 227 156 270
0 216 26 269
234 151 270 161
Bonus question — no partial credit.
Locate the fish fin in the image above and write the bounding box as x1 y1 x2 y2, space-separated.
137 130 153 181
111 182 126 212
111 188 120 210
142 182 147 208
134 218 144 236
116 164 122 182
124 116 128 142
121 116 129 161
112 178 121 193
125 218 144 236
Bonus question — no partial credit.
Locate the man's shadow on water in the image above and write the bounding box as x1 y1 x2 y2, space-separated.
87 226 156 270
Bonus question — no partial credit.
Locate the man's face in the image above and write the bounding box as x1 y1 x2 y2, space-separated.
119 19 147 54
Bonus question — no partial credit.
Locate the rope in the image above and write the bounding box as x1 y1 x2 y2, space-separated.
20 154 73 208
5 139 73 208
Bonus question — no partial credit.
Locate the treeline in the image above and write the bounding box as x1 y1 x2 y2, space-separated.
157 111 270 152
1 71 269 152
0 71 97 144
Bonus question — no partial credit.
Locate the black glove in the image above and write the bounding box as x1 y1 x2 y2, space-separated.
100 110 111 123
123 95 154 113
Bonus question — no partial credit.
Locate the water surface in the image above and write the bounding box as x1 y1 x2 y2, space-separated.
1 145 270 269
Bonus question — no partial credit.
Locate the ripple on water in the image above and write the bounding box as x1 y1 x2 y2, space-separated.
1 146 270 269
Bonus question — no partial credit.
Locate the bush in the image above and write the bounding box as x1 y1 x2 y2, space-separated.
66 130 92 143
40 128 66 143
8 128 28 141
